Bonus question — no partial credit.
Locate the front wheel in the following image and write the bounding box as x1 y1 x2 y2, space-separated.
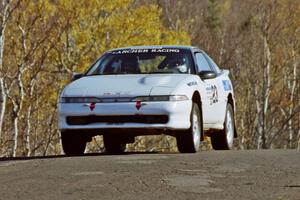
176 103 202 153
211 103 235 150
61 131 87 156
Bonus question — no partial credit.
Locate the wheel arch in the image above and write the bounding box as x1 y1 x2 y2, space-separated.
227 93 237 138
192 91 204 141
227 93 234 112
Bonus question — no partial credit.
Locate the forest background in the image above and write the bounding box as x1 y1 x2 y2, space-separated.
0 0 299 157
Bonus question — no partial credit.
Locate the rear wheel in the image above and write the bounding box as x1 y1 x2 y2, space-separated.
176 103 202 153
211 103 235 150
103 135 126 154
61 131 87 156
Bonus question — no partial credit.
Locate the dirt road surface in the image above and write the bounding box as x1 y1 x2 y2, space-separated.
0 150 299 200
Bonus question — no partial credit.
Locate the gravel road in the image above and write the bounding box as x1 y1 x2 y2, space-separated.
0 150 299 200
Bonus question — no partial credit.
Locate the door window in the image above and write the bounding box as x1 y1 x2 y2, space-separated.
195 53 212 72
204 54 221 73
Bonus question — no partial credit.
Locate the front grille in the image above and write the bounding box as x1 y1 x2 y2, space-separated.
66 115 169 125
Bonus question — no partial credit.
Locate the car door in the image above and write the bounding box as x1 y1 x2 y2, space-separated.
195 52 225 126
203 53 228 125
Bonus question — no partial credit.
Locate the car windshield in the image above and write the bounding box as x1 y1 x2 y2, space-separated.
86 48 194 75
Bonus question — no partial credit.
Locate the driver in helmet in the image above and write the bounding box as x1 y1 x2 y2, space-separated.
167 57 188 73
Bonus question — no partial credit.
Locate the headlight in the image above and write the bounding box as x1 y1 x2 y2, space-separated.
59 97 67 103
169 95 189 101
131 95 188 102
59 97 101 103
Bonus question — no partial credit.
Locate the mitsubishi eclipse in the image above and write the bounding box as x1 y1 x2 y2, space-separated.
58 46 237 155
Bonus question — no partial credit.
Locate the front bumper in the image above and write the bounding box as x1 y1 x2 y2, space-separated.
58 100 192 131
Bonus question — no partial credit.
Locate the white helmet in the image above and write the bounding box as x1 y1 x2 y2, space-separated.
176 62 188 73
170 58 188 73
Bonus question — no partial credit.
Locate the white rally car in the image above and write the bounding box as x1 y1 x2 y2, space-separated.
58 46 237 155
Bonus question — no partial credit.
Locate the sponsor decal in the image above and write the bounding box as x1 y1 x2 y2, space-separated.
211 85 218 104
111 48 180 54
89 102 96 111
206 85 218 105
222 80 232 91
187 81 197 86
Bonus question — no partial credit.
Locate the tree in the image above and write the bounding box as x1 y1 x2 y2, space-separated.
0 0 20 143
0 0 190 157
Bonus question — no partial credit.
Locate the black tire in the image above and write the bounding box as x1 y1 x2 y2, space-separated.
103 135 126 154
176 103 202 153
61 132 87 156
211 104 235 150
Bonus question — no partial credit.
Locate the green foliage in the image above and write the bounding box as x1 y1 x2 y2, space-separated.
52 0 190 72
205 0 222 34
0 0 190 156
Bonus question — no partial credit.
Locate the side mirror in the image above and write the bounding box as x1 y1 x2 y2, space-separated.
199 71 217 80
72 73 84 81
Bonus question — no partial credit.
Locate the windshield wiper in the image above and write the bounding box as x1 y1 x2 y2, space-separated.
149 70 177 74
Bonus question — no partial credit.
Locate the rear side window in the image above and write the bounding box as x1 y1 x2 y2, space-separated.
195 53 212 72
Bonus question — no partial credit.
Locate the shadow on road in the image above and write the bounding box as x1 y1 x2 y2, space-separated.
0 151 178 162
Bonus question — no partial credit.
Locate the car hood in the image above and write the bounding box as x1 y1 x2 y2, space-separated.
62 74 190 97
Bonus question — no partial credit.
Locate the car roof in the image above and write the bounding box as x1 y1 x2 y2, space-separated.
108 45 201 52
